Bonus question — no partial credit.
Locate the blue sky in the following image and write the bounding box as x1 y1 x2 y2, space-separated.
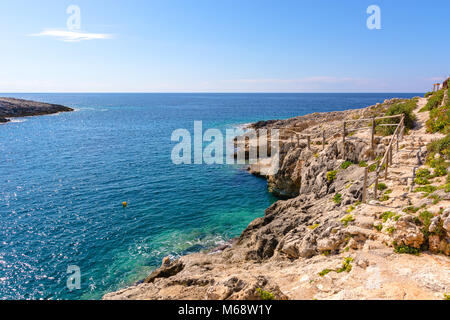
0 0 448 92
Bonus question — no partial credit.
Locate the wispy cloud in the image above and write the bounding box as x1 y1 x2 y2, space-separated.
425 76 449 82
232 76 370 85
216 76 377 92
30 29 112 42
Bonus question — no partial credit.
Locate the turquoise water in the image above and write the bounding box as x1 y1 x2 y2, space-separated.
0 93 421 299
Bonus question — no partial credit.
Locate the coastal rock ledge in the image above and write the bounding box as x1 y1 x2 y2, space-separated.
104 95 450 300
0 97 73 123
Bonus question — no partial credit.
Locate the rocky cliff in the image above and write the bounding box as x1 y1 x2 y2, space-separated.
104 96 450 300
0 97 73 123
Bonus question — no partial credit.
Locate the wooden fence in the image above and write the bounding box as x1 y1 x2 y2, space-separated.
281 114 406 203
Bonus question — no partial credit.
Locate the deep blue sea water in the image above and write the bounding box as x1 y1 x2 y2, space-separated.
0 93 421 299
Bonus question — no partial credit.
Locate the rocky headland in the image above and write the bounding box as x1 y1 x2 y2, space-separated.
104 87 450 300
0 97 73 123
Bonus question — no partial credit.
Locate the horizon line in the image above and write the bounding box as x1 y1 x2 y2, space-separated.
0 91 426 94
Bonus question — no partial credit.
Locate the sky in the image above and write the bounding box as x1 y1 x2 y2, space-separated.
0 0 449 93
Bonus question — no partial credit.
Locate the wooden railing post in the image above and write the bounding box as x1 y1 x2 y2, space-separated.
322 130 325 151
362 167 368 203
307 136 311 150
400 123 404 140
374 175 379 200
371 117 376 150
389 145 393 166
411 167 416 192
385 153 389 179
400 115 405 141
342 121 346 159
374 161 380 200
396 132 399 152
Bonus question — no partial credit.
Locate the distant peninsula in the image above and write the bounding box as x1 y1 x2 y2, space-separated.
0 97 73 123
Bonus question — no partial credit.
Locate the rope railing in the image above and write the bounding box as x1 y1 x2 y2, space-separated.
280 113 404 154
279 113 406 203
362 115 405 203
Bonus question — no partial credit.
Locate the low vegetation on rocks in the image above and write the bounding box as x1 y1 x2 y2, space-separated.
376 99 417 136
425 88 450 134
319 257 354 277
421 89 444 112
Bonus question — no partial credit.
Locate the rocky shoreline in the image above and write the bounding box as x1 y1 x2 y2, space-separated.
104 94 450 300
0 97 73 123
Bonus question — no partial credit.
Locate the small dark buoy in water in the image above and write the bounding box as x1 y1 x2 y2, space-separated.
122 201 128 208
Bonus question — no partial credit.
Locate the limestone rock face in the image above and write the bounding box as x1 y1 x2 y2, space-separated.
442 208 450 238
267 142 304 198
390 216 425 249
206 275 288 300
426 209 450 255
144 259 184 283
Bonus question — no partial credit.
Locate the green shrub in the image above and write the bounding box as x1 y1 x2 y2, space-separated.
368 163 377 172
333 193 342 204
414 185 437 194
424 92 433 98
327 170 337 182
426 104 450 134
445 183 450 193
256 288 275 300
414 177 430 185
428 194 441 205
341 161 353 169
377 182 388 191
379 195 390 202
427 134 450 163
359 161 368 167
308 223 320 230
416 168 432 178
428 157 448 169
318 269 332 277
419 211 434 229
387 227 396 234
434 166 447 177
394 244 420 255
381 211 396 222
336 257 354 273
376 99 417 136
319 257 354 276
340 214 355 226
420 89 444 112
403 206 421 214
